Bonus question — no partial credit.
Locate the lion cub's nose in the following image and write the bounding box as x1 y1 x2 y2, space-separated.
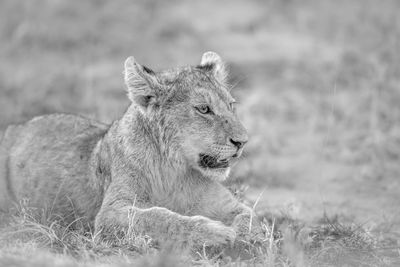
229 138 247 150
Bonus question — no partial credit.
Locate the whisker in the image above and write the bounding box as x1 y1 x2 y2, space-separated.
228 75 248 92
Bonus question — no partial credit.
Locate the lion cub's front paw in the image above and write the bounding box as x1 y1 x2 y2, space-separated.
192 216 236 247
233 214 265 243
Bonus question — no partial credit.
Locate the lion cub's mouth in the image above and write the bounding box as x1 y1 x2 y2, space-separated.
198 154 230 169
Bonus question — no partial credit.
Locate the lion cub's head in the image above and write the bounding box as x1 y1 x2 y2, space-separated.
124 52 248 181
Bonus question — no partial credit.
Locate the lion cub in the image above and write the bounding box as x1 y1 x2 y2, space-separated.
0 52 262 250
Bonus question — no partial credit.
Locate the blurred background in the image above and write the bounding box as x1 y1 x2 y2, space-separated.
1 0 400 230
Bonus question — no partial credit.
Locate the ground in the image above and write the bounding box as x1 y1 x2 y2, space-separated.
1 0 400 266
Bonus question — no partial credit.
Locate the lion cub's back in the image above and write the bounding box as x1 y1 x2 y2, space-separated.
0 114 108 216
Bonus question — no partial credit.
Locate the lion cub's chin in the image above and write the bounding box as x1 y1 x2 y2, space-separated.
200 167 231 182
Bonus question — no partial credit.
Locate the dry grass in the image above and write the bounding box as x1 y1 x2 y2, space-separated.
1 202 399 266
1 0 400 266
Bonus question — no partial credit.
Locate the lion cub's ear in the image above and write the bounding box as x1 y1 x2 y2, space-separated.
124 56 162 109
199 51 228 84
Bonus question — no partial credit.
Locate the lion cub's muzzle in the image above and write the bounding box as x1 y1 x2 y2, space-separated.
198 132 248 170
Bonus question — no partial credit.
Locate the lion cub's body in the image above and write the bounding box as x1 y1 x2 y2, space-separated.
0 53 261 251
0 114 108 224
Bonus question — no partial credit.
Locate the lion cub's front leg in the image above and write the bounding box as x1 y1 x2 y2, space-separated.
231 205 264 242
201 184 264 243
95 202 236 251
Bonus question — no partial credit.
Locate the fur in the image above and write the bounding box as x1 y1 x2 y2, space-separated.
0 52 262 251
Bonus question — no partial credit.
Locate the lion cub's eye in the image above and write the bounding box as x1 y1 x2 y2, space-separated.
195 104 213 115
